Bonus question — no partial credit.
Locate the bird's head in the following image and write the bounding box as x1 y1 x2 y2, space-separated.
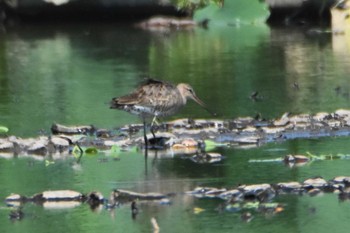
177 83 206 107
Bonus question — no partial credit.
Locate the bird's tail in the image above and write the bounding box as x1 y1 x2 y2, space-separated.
110 98 122 109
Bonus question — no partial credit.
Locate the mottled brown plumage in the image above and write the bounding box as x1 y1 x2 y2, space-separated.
110 79 205 119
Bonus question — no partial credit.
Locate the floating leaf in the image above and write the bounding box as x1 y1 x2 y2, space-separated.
243 201 260 209
204 140 227 151
45 160 55 167
193 207 205 214
225 203 241 212
85 147 98 154
259 203 279 209
249 158 284 163
0 126 9 133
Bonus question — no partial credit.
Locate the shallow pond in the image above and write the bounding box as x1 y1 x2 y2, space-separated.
1 20 350 233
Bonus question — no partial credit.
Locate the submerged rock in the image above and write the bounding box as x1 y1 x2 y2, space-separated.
9 208 24 221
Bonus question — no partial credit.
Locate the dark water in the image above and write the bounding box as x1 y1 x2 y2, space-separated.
1 22 350 233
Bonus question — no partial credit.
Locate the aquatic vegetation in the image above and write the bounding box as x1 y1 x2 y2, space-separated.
174 0 224 13
249 152 350 167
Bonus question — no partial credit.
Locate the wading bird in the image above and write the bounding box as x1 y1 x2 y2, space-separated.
110 79 208 148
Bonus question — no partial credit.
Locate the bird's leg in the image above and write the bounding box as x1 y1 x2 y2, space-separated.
150 116 159 140
143 118 148 150
150 128 156 140
151 116 160 126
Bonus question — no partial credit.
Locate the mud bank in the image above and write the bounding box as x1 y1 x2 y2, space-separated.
2 109 350 157
1 0 186 22
0 0 339 26
266 0 336 24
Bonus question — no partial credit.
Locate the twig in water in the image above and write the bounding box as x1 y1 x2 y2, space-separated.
151 217 160 233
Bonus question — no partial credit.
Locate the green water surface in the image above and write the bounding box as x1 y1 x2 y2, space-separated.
1 8 350 233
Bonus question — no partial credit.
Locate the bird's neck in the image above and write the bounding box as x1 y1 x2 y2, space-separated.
181 96 187 105
177 84 188 105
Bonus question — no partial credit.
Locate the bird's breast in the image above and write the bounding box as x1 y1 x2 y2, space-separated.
122 105 155 116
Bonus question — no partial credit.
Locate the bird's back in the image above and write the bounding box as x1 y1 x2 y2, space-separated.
110 79 184 118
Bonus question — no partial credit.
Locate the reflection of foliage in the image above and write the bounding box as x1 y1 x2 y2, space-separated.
174 0 224 15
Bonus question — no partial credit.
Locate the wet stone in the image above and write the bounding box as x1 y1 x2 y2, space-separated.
51 123 94 135
0 141 14 153
242 127 257 133
327 120 342 128
293 122 310 130
289 114 311 124
186 187 225 197
9 137 36 148
200 187 227 197
112 189 167 201
4 109 350 156
303 177 328 189
27 137 49 155
273 116 290 126
313 112 330 121
32 190 83 202
331 176 350 185
275 182 303 193
5 194 27 203
238 184 275 201
262 126 285 134
343 116 350 126
218 189 243 200
51 137 70 147
335 109 350 117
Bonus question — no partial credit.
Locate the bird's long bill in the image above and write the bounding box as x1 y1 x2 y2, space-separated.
191 94 206 108
191 94 216 116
